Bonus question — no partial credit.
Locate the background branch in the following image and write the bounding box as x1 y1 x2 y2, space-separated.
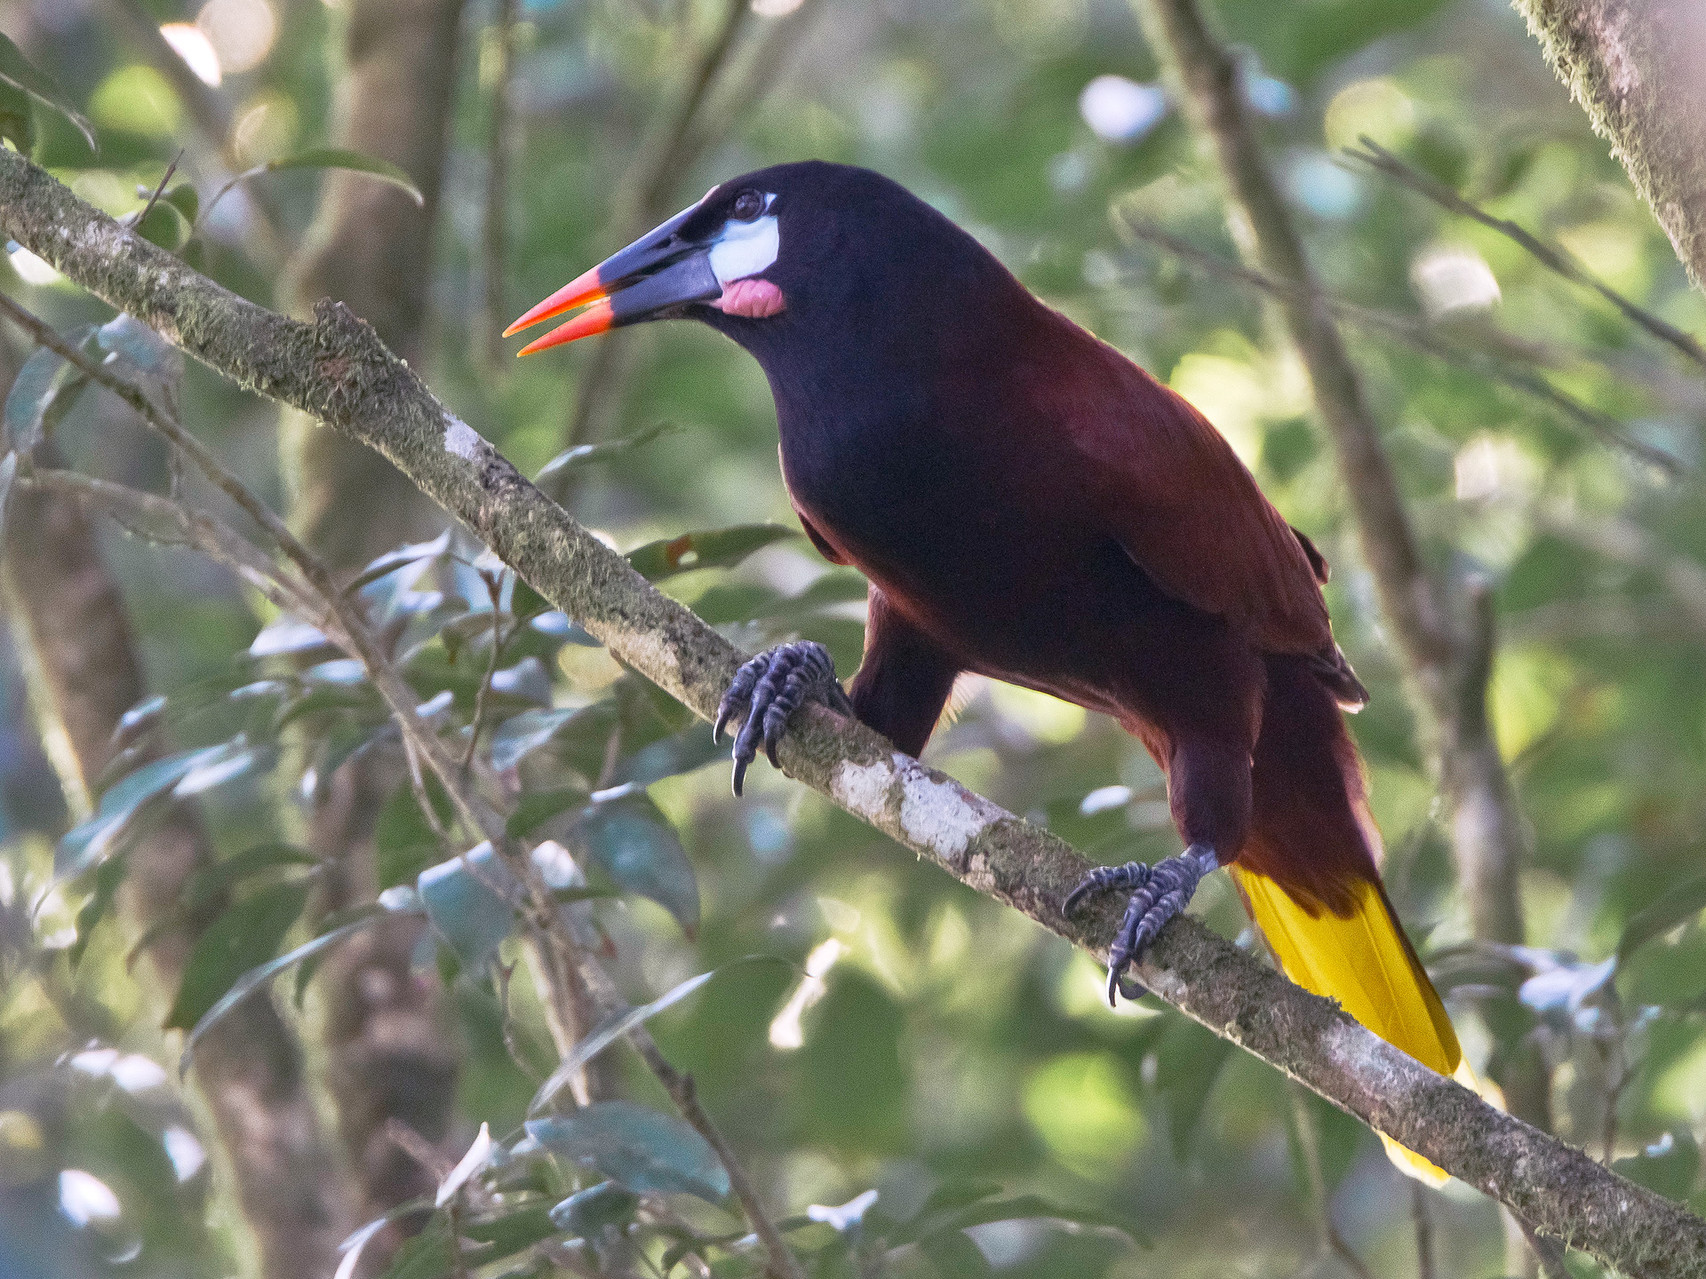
1132 20 1551 1270
1 146 1699 1279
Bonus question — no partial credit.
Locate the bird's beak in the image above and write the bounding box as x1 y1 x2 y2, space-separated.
506 201 723 356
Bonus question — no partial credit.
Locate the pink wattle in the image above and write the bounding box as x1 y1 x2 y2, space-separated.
714 278 786 318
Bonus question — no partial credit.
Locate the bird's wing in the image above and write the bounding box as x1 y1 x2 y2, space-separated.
1058 354 1332 656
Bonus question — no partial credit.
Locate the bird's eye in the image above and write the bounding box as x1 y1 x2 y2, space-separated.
731 190 765 221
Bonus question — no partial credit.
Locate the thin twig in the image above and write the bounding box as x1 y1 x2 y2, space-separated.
401 730 453 845
1136 9 1550 1274
1288 1087 1374 1279
481 0 521 369
1348 139 1706 372
0 292 338 598
460 570 508 773
1517 1216 1574 1279
97 0 287 266
623 0 752 227
20 470 317 618
678 0 823 179
1118 217 1683 475
493 958 545 1085
134 150 183 232
1599 995 1629 1165
0 291 485 838
1411 1182 1435 1279
551 928 806 1279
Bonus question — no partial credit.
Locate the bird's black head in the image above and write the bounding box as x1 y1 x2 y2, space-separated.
507 161 1029 374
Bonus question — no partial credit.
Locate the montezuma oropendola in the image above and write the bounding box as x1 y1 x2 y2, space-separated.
511 161 1466 1180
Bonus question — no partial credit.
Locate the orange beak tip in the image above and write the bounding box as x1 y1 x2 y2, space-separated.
506 266 607 339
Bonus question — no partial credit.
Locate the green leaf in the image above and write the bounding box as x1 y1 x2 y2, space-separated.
526 1101 731 1202
375 779 451 888
417 842 521 972
1153 1018 1235 1160
625 524 799 581
1519 957 1617 1016
1619 874 1706 961
165 879 313 1030
912 1181 1005 1221
183 844 319 914
181 906 391 1077
133 198 188 251
534 420 679 482
0 33 95 152
610 727 724 787
345 529 453 597
891 1192 1145 1248
489 706 589 772
372 1215 453 1279
370 1203 555 1279
576 790 699 935
548 1182 639 1237
505 785 591 837
531 963 749 1113
1613 1131 1700 1202
0 451 14 535
57 739 246 881
916 1226 993 1277
464 1202 558 1259
0 77 33 153
4 344 68 453
263 148 423 204
161 182 198 225
96 313 180 383
69 853 128 969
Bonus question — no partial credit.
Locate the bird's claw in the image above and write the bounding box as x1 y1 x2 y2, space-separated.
714 641 852 796
1065 846 1217 1006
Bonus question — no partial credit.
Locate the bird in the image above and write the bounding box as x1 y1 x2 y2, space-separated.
509 160 1466 1181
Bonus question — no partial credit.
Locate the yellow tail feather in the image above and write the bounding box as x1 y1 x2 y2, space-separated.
1230 865 1464 1185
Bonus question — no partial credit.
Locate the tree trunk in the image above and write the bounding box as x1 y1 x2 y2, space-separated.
1513 0 1706 285
275 0 468 1244
2 435 350 1279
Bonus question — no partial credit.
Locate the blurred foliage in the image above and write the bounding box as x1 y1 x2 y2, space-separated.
4 0 1706 1276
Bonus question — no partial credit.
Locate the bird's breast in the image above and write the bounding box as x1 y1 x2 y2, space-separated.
777 402 1113 668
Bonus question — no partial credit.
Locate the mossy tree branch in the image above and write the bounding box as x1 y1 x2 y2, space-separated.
0 146 1700 1279
1512 0 1706 285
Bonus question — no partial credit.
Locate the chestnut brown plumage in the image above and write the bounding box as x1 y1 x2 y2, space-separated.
512 160 1463 1180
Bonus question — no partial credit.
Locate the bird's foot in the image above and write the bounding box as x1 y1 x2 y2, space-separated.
714 641 853 796
1065 845 1219 1005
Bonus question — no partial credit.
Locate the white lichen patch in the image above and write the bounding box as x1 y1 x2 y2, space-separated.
830 759 890 822
895 754 994 859
443 415 483 461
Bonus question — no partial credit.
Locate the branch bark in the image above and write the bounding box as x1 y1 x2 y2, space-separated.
1 147 1701 1279
1511 0 1706 285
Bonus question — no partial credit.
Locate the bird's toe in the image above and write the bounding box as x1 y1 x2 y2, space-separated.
716 641 846 796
